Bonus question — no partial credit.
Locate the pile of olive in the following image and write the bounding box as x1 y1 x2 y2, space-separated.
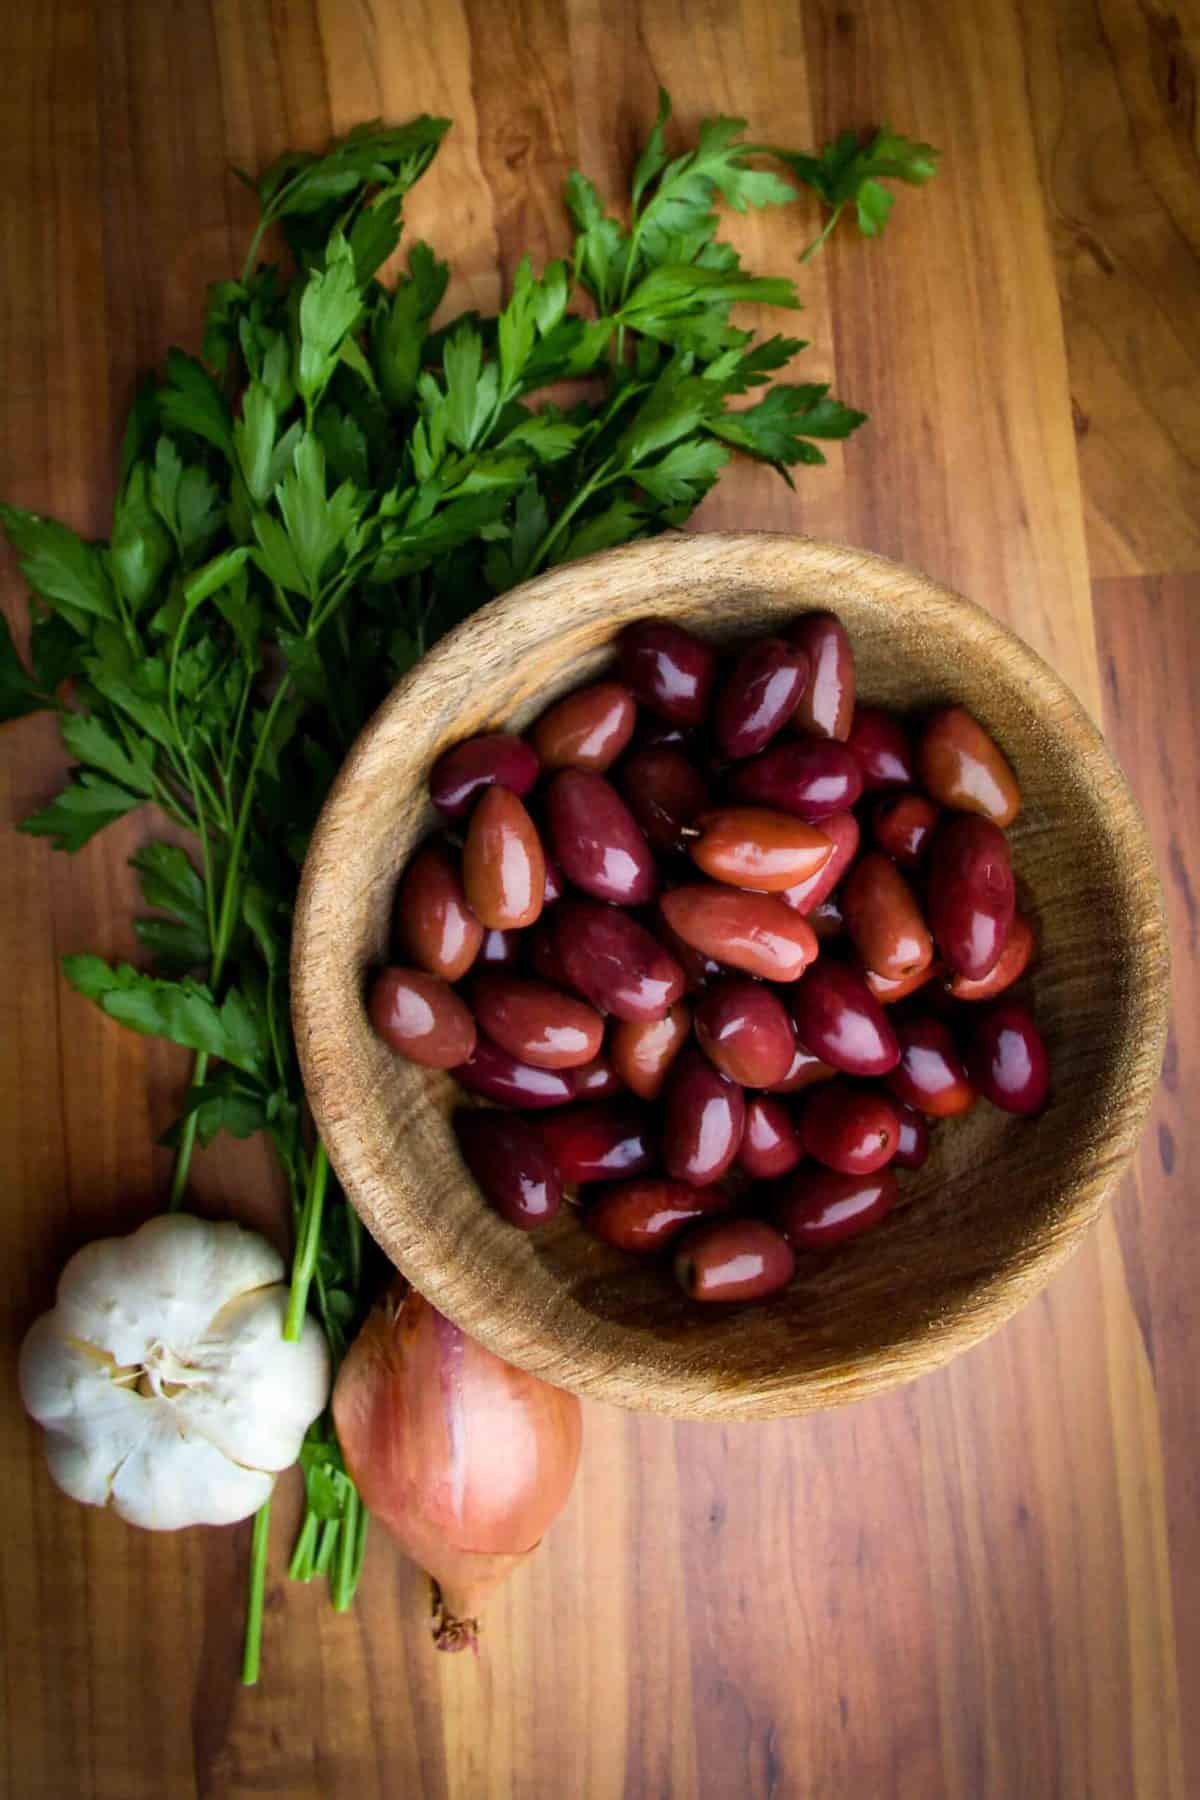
368 613 1048 1303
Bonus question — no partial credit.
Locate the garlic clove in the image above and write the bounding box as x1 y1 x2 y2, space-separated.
105 1411 275 1530
174 1287 331 1471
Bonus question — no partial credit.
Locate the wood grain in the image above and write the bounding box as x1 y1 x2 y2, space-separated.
1 1 1195 1795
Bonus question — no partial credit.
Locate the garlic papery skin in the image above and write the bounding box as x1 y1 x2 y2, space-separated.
19 1213 330 1530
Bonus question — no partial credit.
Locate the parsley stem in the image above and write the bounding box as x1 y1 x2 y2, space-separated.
528 456 617 571
332 1486 360 1611
285 1140 329 1340
168 1050 210 1209
797 202 845 265
240 1498 271 1687
288 1511 319 1582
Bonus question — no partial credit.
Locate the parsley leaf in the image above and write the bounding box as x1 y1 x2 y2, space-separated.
776 126 939 256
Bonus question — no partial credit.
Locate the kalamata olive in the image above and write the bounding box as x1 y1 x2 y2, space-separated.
653 911 724 991
926 815 1015 980
462 786 546 930
429 733 540 820
966 1002 1049 1114
395 842 484 982
713 637 810 759
885 1014 975 1116
453 1036 578 1108
478 926 523 970
789 963 900 1076
675 1218 796 1302
585 1179 729 1252
773 1167 897 1250
632 718 690 753
618 619 718 725
542 857 565 904
610 1002 691 1099
788 611 855 740
528 920 574 987
454 1110 561 1229
872 791 940 866
472 974 605 1071
368 967 476 1068
730 740 863 821
694 979 796 1087
535 1100 656 1184
566 1053 626 1100
917 705 1021 827
808 895 845 940
862 960 941 1004
554 898 685 1021
617 746 710 853
545 769 657 905
738 1095 805 1178
531 680 637 772
763 1041 838 1093
947 912 1033 1000
662 1048 746 1185
841 852 934 980
690 807 833 893
780 810 860 914
891 1100 930 1170
845 706 915 790
800 1082 900 1174
660 885 819 982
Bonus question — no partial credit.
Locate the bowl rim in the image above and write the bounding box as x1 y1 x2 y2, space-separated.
292 531 1169 1418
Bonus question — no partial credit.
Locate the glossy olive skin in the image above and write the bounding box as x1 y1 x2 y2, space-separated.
927 815 1015 980
660 884 819 982
947 912 1033 1000
808 895 845 940
862 960 941 1004
529 920 575 988
738 1095 805 1178
462 786 546 930
368 967 477 1068
429 733 540 820
454 1110 561 1229
967 1002 1049 1114
585 1179 728 1252
845 706 915 791
653 912 724 992
841 851 934 980
472 974 605 1071
918 705 1021 827
694 978 796 1087
610 1002 691 1099
618 619 718 726
763 1041 838 1093
566 1054 627 1100
535 1100 657 1184
800 1082 900 1175
892 1100 930 1170
531 680 637 772
453 1035 578 1108
885 1014 975 1117
714 637 810 760
780 810 860 914
477 926 522 971
872 791 940 865
662 1048 746 1185
773 1167 897 1250
789 962 900 1076
395 842 483 982
617 746 710 853
553 898 686 1021
674 1218 796 1302
788 611 855 740
690 807 834 893
545 769 657 905
730 739 863 822
542 857 565 904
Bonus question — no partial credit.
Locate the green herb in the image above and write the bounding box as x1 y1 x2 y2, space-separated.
1 93 935 1679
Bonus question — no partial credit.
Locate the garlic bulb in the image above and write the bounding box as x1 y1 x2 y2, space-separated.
19 1213 330 1530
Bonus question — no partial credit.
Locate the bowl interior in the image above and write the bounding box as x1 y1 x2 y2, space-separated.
292 534 1167 1419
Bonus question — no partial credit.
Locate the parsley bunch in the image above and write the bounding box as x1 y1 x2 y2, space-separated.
0 97 935 1679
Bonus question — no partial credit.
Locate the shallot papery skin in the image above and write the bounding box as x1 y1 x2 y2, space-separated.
332 1282 582 1650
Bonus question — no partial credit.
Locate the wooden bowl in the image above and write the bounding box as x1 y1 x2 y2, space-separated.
292 534 1168 1419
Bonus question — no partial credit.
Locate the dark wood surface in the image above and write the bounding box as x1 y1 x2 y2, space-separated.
1 2 1197 1795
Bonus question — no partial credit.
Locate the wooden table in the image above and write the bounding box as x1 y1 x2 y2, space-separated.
2 3 1197 1795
